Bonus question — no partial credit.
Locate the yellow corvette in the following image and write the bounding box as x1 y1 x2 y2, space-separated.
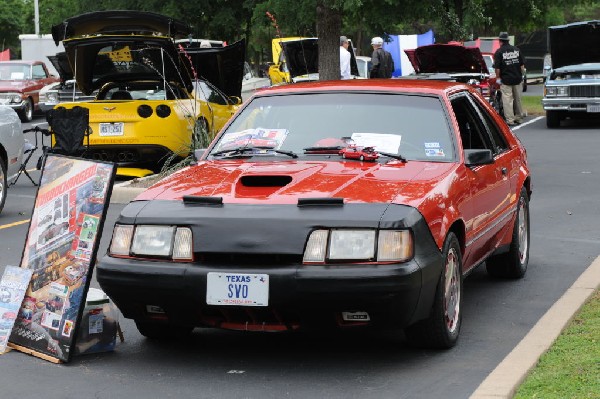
50 11 243 177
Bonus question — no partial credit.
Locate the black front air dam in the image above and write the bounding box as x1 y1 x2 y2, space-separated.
97 201 443 328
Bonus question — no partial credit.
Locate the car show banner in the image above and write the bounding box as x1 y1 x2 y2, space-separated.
8 155 115 363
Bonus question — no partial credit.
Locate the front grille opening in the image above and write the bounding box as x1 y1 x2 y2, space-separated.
198 253 301 266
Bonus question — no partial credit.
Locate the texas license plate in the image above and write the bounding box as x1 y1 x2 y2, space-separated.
587 104 600 113
206 272 269 306
99 122 124 136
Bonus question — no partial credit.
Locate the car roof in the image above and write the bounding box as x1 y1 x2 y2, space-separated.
0 60 41 65
252 78 467 97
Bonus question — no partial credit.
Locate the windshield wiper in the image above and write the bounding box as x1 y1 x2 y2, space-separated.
378 152 408 162
211 146 298 158
303 146 343 154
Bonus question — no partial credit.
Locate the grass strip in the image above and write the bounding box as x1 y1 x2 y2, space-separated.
514 290 600 398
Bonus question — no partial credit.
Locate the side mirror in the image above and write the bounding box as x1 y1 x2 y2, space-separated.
244 72 252 80
464 149 494 166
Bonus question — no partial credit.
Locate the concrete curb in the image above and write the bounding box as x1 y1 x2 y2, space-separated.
470 255 600 398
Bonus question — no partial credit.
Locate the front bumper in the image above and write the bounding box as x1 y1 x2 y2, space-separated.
0 100 25 112
542 97 600 112
39 101 58 113
97 255 438 330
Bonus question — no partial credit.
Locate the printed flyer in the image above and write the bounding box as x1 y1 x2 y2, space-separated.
0 266 33 352
9 155 115 362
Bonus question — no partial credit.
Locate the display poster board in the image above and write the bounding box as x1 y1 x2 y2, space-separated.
9 155 115 363
0 266 33 353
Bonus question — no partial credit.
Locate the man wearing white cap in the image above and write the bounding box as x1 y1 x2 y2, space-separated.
370 36 394 78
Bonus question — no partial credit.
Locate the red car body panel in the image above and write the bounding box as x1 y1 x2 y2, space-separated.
137 78 529 273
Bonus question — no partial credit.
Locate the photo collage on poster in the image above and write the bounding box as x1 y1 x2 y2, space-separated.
9 155 115 362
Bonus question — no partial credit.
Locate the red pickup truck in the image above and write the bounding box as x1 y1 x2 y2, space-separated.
0 60 59 121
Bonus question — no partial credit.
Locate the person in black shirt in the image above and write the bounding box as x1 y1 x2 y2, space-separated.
370 37 394 78
493 32 525 125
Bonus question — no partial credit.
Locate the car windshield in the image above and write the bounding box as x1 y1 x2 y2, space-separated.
0 63 31 80
211 92 455 162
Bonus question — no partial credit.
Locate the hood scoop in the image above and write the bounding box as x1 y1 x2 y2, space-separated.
240 175 292 187
233 175 294 199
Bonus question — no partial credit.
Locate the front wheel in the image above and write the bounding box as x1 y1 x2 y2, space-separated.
18 98 33 122
486 187 530 279
405 232 462 349
546 110 560 128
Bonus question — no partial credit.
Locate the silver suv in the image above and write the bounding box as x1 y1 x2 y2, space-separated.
0 105 24 214
542 20 600 128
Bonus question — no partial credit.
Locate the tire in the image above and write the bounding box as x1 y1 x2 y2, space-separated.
18 98 34 122
546 110 560 128
0 155 7 214
405 232 462 349
135 320 194 340
486 187 530 279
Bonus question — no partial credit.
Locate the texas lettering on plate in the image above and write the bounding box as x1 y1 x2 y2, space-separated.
206 272 269 306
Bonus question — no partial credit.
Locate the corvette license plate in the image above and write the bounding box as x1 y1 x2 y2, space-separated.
99 122 124 136
587 104 600 113
206 272 269 306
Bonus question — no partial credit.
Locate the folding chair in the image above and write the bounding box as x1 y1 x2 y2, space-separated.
9 125 47 187
42 106 91 159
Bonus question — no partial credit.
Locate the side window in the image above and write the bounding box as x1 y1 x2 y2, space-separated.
468 93 509 153
450 95 493 151
32 64 47 79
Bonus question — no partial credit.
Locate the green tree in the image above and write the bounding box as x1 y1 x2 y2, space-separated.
0 0 26 54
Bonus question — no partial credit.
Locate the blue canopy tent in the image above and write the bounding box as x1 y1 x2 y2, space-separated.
383 30 435 77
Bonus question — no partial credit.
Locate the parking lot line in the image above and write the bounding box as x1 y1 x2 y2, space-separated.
0 219 31 230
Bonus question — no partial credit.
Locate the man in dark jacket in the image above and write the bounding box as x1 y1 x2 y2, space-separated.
493 31 525 125
370 37 394 78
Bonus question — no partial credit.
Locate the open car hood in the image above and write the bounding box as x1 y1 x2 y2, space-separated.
60 35 192 95
548 20 600 69
404 44 488 74
51 10 189 45
178 39 245 99
47 52 73 82
281 38 319 79
278 38 360 79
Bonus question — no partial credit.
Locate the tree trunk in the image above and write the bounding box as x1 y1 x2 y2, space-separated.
316 1 342 81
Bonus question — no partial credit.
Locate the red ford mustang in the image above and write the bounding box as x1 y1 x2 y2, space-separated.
98 79 531 348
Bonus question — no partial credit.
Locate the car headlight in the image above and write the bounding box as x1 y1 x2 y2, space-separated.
0 92 23 103
545 86 568 97
46 92 59 103
109 224 193 261
303 229 413 263
329 230 376 259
